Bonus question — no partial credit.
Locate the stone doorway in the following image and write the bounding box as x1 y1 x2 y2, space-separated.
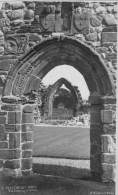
0 35 116 182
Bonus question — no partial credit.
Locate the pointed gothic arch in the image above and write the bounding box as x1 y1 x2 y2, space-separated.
1 35 115 182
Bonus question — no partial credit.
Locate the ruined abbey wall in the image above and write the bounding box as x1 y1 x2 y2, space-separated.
0 1 117 182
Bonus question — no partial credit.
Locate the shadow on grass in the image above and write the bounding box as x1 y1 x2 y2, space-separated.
33 163 91 180
0 172 115 195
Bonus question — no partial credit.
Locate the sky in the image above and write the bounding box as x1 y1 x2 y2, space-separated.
42 65 90 100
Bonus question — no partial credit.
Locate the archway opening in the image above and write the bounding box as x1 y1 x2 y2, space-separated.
1 35 115 181
32 65 91 178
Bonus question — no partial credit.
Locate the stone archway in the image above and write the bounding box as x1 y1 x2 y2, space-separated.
1 35 116 182
45 77 80 119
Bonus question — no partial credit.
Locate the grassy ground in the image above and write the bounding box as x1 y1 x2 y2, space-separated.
0 174 115 195
33 126 90 159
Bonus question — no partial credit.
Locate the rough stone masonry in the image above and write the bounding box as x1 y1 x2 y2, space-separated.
0 1 117 182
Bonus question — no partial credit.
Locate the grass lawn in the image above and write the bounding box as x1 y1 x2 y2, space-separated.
0 174 115 195
33 126 90 159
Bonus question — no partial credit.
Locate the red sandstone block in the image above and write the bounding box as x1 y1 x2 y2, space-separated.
0 141 8 148
101 135 115 153
8 112 21 124
0 87 3 95
23 105 33 113
102 124 116 134
90 112 101 124
1 96 20 104
90 154 101 174
91 144 101 155
5 124 21 132
22 170 32 176
0 112 7 116
22 142 32 150
22 113 33 123
8 149 21 159
22 124 33 132
1 104 21 111
0 149 9 159
0 59 16 71
0 125 7 141
101 163 115 182
21 158 32 170
22 150 32 158
101 97 116 104
101 110 113 124
0 116 6 124
0 160 3 168
0 149 21 159
101 154 115 164
22 132 33 142
9 133 20 149
4 159 20 169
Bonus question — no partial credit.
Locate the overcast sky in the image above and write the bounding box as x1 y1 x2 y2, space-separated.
42 65 90 100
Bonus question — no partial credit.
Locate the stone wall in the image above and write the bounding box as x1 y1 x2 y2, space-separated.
0 1 117 93
0 1 117 183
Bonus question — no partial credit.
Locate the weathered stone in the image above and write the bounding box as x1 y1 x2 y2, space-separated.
0 149 20 159
0 87 3 94
4 159 20 169
24 9 34 20
27 2 35 10
90 16 102 27
85 32 98 41
101 96 116 104
95 6 106 14
102 31 117 44
22 142 32 150
0 116 6 124
5 124 21 132
7 9 24 20
22 113 33 123
0 141 8 148
107 6 113 13
101 135 115 153
90 110 101 124
0 149 9 159
91 144 101 155
8 111 21 124
101 164 115 182
101 154 115 164
8 149 21 159
22 132 33 142
9 133 20 149
1 96 21 104
2 168 21 177
89 94 102 105
4 2 25 10
102 124 116 134
0 125 7 141
0 160 3 168
0 112 7 115
101 110 113 124
73 11 90 32
22 124 34 132
21 158 32 170
1 104 21 111
22 150 32 158
22 170 32 176
103 14 117 26
0 46 4 55
0 59 16 71
23 105 33 113
90 154 102 177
